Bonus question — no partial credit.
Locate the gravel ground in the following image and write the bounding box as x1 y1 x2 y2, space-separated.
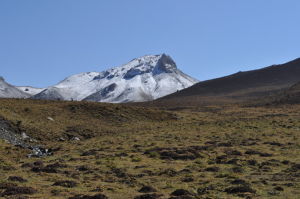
0 118 28 147
0 118 51 157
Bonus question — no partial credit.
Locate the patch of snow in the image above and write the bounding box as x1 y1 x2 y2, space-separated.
33 54 198 103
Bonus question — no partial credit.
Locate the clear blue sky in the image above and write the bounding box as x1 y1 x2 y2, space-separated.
1 0 300 87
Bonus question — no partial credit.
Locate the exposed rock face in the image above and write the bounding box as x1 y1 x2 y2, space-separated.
0 117 52 157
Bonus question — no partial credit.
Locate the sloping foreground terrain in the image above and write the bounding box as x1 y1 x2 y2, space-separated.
0 99 299 198
155 58 300 107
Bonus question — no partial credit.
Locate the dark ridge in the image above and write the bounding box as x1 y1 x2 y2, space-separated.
155 57 300 105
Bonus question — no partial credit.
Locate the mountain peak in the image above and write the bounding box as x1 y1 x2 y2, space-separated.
120 53 178 79
32 54 197 103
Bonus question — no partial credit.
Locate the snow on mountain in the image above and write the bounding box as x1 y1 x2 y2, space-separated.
0 77 31 98
17 86 45 96
33 54 198 103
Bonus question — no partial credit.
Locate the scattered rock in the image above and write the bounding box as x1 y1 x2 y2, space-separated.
0 186 37 196
215 155 227 164
139 185 157 193
181 177 194 182
205 166 220 172
47 162 67 169
217 142 232 147
144 146 204 160
90 187 103 192
231 179 249 186
260 179 268 185
226 158 239 165
171 189 193 196
134 193 162 199
283 183 294 187
69 194 108 199
81 150 98 156
32 162 66 173
8 176 27 183
72 137 81 141
247 160 258 166
197 185 215 195
282 160 290 165
263 141 282 146
31 164 58 173
77 165 90 172
231 166 244 173
274 186 284 191
240 139 257 146
259 152 273 157
111 168 128 178
225 150 242 156
21 132 30 140
47 117 54 121
260 165 272 172
34 160 44 166
52 180 77 188
245 150 272 157
28 146 53 158
290 163 300 172
8 196 29 199
0 182 17 189
0 118 51 157
115 152 128 157
224 185 256 194
158 168 178 177
168 196 195 199
268 190 280 196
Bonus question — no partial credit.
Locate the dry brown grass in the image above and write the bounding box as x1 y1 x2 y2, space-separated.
0 99 299 198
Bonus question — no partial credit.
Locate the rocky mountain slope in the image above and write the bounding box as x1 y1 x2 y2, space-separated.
0 77 30 98
33 54 198 103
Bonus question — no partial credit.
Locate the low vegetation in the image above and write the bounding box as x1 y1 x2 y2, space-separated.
0 99 299 198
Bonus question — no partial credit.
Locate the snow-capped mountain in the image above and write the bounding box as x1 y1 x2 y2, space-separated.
33 54 198 103
17 86 45 96
0 77 30 98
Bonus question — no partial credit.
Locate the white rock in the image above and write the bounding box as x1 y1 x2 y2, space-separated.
72 137 80 141
21 132 30 140
47 117 54 121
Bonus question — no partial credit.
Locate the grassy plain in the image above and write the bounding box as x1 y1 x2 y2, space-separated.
0 99 299 198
